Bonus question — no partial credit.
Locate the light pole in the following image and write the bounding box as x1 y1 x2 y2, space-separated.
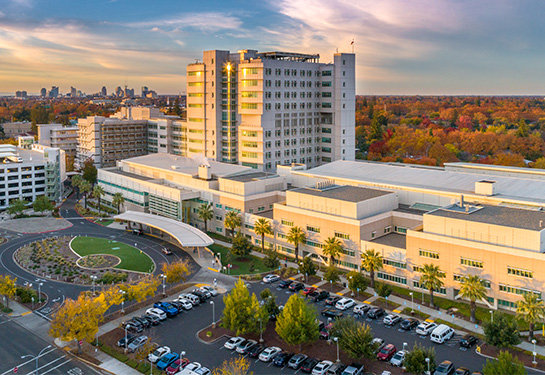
403 342 407 352
333 337 340 362
160 274 167 296
38 282 43 303
410 292 414 313
532 339 537 365
119 290 126 314
217 253 221 269
90 276 97 296
21 344 51 375
210 301 215 328
425 357 430 375
124 325 128 353
489 310 493 323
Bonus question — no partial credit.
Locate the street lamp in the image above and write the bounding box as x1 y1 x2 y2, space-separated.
489 310 493 323
119 290 126 313
210 301 215 328
217 253 221 268
333 337 340 362
532 339 537 365
124 324 129 353
410 292 414 313
90 276 97 296
403 342 407 352
160 274 167 296
425 357 430 375
38 282 43 303
21 344 52 375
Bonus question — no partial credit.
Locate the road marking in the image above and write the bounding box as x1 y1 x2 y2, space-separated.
363 300 371 304
21 311 32 316
288 277 296 280
311 284 318 287
207 267 220 272
425 318 435 323
393 309 401 313
37 358 72 375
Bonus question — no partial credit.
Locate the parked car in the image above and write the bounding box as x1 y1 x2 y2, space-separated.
162 247 172 255
390 350 407 367
145 307 167 321
399 318 419 331
454 368 470 375
377 344 397 361
133 316 152 328
416 321 438 336
153 302 179 317
121 320 143 334
340 363 363 375
325 295 342 306
148 346 171 363
312 360 333 375
142 315 160 326
371 338 385 354
127 335 148 352
263 274 280 283
278 279 293 289
288 353 308 369
198 288 212 299
184 362 202 372
180 293 200 306
367 307 385 319
273 351 293 367
116 333 135 347
166 358 190 375
247 343 266 358
289 282 305 292
174 297 193 310
132 229 143 235
353 304 370 316
433 360 455 375
312 290 330 302
321 307 344 319
156 352 180 371
224 337 244 350
383 314 401 326
169 300 186 312
326 362 346 375
430 324 455 344
236 339 257 354
200 285 218 296
193 366 211 375
191 290 208 301
259 346 282 362
302 286 317 296
320 322 334 340
459 335 477 348
335 298 356 310
300 357 320 373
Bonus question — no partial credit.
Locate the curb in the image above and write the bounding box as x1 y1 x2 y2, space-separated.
195 325 230 345
19 219 73 234
475 345 545 374
56 342 118 375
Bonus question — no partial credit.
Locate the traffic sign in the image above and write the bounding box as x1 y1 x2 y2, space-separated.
79 340 83 345
13 367 18 373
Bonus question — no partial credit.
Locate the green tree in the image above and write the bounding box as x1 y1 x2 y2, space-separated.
403 343 436 375
260 288 273 300
92 185 104 214
482 351 525 375
275 294 319 350
112 192 124 214
224 211 242 238
71 174 83 200
0 275 17 309
375 282 392 299
419 263 445 308
330 317 375 359
222 279 264 335
32 195 53 213
322 237 342 266
263 250 280 269
516 292 545 340
254 218 272 253
361 249 383 289
7 198 27 218
230 233 253 257
198 203 213 232
79 180 92 209
286 226 306 262
483 312 521 348
458 274 487 323
80 158 97 185
299 257 317 280
323 265 340 288
30 105 50 130
368 113 387 142
347 271 368 296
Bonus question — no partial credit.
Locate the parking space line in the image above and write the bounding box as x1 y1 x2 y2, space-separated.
425 318 435 322
392 309 401 313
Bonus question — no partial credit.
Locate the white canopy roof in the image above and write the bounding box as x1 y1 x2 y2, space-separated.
115 211 214 247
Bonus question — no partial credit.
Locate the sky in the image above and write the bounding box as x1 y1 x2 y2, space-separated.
0 0 544 96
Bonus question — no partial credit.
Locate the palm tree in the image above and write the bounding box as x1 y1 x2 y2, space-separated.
254 218 272 253
322 237 342 266
80 180 92 209
287 226 306 262
72 174 83 200
361 249 383 289
458 274 487 323
197 203 213 232
112 193 125 214
516 292 545 340
224 211 242 238
92 185 104 214
420 263 445 308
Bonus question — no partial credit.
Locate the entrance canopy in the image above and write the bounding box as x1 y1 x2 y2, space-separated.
115 211 214 247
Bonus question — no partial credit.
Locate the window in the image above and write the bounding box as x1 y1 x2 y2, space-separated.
461 257 483 269
507 267 533 278
216 227 223 233
241 103 258 110
188 82 203 87
498 299 517 308
241 151 258 158
241 80 258 87
394 226 407 234
281 219 294 226
277 232 287 239
334 231 349 239
382 259 406 269
413 281 446 294
340 248 355 257
454 274 491 288
305 240 323 248
321 70 332 76
241 130 258 137
384 226 391 234
241 91 258 98
333 260 358 269
377 272 407 285
499 284 541 298
187 71 203 76
306 225 320 233
419 249 439 259
215 203 222 209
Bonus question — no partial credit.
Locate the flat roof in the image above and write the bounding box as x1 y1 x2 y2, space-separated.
222 172 277 182
115 211 214 247
292 185 392 203
370 233 407 249
106 169 154 181
427 204 545 231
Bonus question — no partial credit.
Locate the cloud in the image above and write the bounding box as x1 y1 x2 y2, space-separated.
129 12 243 33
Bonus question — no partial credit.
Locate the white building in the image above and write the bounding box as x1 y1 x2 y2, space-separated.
37 123 78 160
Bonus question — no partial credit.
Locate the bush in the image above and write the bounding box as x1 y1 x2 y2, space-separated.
16 286 38 303
263 251 281 269
483 312 521 348
375 282 393 298
98 271 128 284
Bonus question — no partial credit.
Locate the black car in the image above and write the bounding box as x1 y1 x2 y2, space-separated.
191 290 207 302
247 343 266 358
288 282 304 292
117 333 135 347
325 295 341 306
142 315 160 326
273 351 293 367
400 318 419 331
459 335 478 348
434 360 455 375
311 290 330 302
122 320 143 333
367 307 385 319
131 316 151 328
169 301 186 312
321 307 344 319
278 279 293 289
300 357 319 373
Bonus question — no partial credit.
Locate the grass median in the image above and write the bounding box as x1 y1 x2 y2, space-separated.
208 243 276 275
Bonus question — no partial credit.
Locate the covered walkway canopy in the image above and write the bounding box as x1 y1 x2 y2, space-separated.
115 211 214 247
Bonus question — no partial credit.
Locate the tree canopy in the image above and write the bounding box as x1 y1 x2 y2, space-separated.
222 279 265 335
275 294 319 350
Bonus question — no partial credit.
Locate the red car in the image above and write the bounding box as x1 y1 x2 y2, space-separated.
166 358 190 375
377 344 397 361
302 287 316 296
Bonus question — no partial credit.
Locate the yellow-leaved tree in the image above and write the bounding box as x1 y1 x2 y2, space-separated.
0 275 17 309
121 276 161 303
161 260 191 284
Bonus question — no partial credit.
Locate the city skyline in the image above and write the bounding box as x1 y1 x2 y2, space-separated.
1 0 544 95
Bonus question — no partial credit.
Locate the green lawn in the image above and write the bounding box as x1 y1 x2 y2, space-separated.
71 236 154 273
208 243 276 275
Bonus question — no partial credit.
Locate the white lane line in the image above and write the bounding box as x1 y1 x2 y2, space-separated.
0 348 57 375
30 358 72 375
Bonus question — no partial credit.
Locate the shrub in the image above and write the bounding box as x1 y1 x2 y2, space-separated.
16 286 38 303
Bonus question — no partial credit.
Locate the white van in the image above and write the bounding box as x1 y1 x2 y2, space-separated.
430 324 455 344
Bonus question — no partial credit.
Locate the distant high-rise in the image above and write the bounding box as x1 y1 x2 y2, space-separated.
40 88 47 97
141 86 149 98
70 86 77 97
101 86 107 97
15 91 27 99
48 86 59 98
115 86 123 97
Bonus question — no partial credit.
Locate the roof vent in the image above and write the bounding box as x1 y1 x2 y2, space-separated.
475 180 496 196
170 165 179 170
198 164 211 180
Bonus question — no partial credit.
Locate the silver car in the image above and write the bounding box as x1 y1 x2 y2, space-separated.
127 335 148 352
